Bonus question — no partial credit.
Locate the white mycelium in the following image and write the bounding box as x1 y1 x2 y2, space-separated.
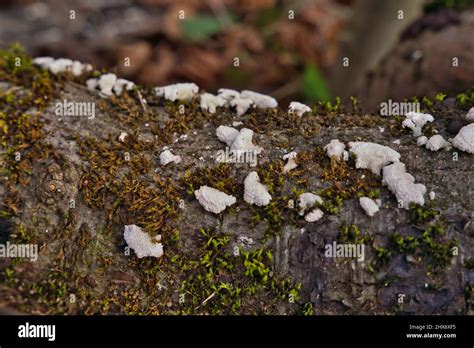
402 112 434 137
154 82 199 101
348 142 400 175
194 186 237 214
288 101 311 117
124 224 163 258
324 139 349 161
452 123 474 154
244 172 272 206
359 197 379 217
382 162 426 209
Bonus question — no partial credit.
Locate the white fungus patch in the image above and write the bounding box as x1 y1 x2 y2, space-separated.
159 149 182 165
86 78 98 91
32 56 54 68
425 134 451 151
402 112 434 137
244 172 272 206
348 142 401 175
466 107 474 122
240 90 278 109
359 197 379 217
417 136 428 146
288 101 311 117
217 88 241 102
33 56 92 76
230 128 263 155
452 123 474 154
216 125 240 146
230 97 253 116
154 82 199 101
200 93 226 114
118 132 128 142
324 139 349 161
232 121 243 127
283 151 298 173
297 192 323 216
124 224 163 258
382 162 426 209
429 191 436 200
305 208 324 222
194 186 237 214
113 78 135 95
98 73 118 96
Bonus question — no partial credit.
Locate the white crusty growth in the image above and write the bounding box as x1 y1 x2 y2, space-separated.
194 186 237 214
98 73 118 96
305 208 324 222
425 134 451 151
33 56 92 76
402 112 434 137
382 162 426 209
348 142 400 175
324 139 349 161
113 78 135 95
451 123 474 154
240 90 278 109
244 172 272 206
200 93 226 114
283 151 298 173
466 107 474 122
217 88 241 102
298 192 323 216
288 102 311 117
87 74 134 97
154 82 199 101
230 128 263 155
160 149 182 165
216 125 240 146
359 197 379 217
230 97 253 117
124 224 163 258
417 136 428 146
217 88 253 116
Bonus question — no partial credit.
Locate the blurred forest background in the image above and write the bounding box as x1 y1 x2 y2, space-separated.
0 0 473 108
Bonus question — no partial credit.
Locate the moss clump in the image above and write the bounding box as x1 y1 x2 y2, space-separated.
180 163 238 197
375 223 456 270
319 157 380 215
409 203 439 224
176 228 301 315
77 135 180 238
338 224 372 245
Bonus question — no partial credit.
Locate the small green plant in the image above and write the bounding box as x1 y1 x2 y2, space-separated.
409 204 438 223
435 92 447 102
301 302 314 315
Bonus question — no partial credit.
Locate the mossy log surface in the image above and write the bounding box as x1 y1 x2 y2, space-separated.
0 50 473 315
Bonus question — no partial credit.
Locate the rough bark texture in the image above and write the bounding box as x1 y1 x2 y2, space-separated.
0 60 473 315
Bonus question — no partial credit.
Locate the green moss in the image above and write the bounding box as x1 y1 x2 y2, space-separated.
375 223 456 270
180 164 238 197
435 92 447 102
409 204 438 224
338 224 372 245
176 228 301 315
